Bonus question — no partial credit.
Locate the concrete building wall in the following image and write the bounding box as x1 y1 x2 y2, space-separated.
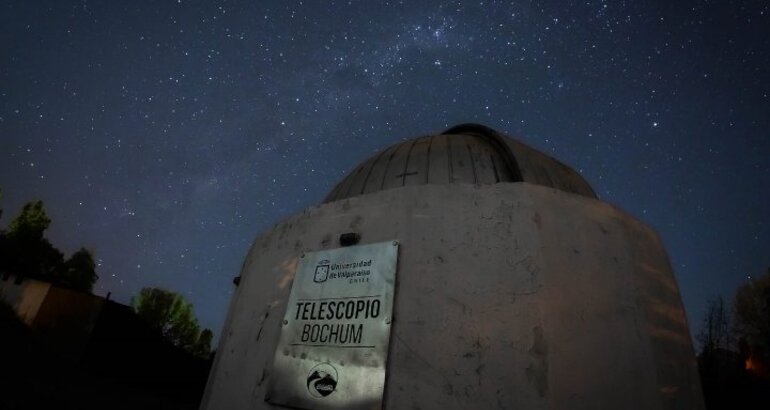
33 286 105 361
201 183 704 410
0 274 52 325
0 274 107 361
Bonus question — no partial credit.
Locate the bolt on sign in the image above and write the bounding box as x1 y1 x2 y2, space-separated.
266 240 399 410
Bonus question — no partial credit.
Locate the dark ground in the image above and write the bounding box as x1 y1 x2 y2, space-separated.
698 348 770 410
3 301 770 409
0 302 210 410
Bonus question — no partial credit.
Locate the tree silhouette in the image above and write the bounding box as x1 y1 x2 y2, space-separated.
0 198 98 292
734 268 770 375
132 287 213 358
699 296 733 355
0 200 63 279
193 328 213 359
7 200 51 240
60 248 99 293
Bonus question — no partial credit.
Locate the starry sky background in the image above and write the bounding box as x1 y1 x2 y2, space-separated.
1 0 768 345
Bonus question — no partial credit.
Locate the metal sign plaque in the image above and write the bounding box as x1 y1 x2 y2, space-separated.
266 240 399 410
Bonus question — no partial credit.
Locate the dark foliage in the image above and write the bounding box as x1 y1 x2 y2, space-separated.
0 299 211 410
132 287 212 358
734 268 770 376
697 268 770 409
60 248 99 293
0 198 98 292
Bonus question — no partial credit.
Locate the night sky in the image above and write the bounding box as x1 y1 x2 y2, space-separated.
1 0 768 344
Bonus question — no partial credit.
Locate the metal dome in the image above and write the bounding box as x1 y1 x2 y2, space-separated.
324 123 596 202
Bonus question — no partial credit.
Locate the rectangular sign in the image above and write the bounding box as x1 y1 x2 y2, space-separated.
266 240 399 410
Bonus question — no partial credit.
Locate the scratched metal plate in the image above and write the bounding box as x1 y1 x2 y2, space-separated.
266 240 399 410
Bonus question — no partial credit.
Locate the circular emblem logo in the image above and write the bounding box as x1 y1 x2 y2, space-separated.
306 363 338 398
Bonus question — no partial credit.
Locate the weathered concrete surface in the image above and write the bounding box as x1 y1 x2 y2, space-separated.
0 274 52 325
201 183 704 410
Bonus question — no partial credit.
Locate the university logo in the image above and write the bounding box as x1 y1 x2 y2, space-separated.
306 362 338 398
314 259 330 283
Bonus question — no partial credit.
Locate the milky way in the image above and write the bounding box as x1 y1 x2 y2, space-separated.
1 0 768 342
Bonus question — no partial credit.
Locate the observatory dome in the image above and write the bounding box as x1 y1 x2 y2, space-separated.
325 123 596 202
203 123 703 410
